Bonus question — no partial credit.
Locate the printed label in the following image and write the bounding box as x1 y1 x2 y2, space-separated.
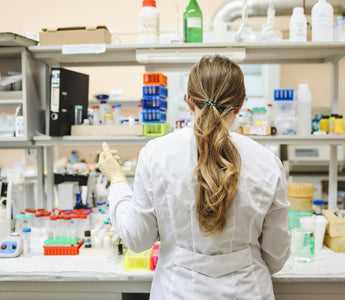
187 17 202 29
139 17 159 36
50 70 60 113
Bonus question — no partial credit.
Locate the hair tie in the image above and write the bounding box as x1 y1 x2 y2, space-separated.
204 99 219 108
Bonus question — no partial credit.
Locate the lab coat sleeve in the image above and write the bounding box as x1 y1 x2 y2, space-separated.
260 161 290 274
108 143 159 253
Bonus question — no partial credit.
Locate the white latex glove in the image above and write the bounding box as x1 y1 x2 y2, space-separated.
99 142 127 184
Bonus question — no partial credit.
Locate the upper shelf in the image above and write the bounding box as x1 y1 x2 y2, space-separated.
32 134 345 146
33 135 153 146
29 42 345 67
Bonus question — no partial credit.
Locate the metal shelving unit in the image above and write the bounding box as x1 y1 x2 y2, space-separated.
0 34 46 209
29 42 345 209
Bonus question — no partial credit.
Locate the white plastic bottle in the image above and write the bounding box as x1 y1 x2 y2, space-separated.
312 0 334 42
139 0 159 44
289 7 307 42
213 16 227 43
296 83 312 136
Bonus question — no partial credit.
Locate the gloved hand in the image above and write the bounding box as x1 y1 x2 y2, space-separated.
99 142 127 184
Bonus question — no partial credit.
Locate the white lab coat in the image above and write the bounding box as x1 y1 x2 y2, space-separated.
109 127 290 300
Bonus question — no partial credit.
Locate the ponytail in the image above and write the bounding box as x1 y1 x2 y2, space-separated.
188 55 245 235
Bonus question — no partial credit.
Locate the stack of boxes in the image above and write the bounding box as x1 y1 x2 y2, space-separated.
142 73 169 136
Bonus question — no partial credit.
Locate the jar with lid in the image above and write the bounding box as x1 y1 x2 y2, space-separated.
319 115 329 132
313 199 324 215
92 105 101 125
104 113 114 125
112 104 122 125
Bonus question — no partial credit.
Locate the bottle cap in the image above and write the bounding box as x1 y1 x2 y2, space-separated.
293 7 304 14
313 199 324 205
22 228 31 233
84 230 91 237
113 104 122 108
92 105 100 109
16 214 24 219
75 105 83 109
25 213 34 218
143 0 156 7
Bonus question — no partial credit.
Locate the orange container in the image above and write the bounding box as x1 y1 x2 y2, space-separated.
143 73 167 87
43 239 84 255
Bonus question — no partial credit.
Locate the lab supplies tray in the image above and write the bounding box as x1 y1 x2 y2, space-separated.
43 238 84 255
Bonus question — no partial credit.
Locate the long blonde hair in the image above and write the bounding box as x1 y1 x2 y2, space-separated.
188 55 246 235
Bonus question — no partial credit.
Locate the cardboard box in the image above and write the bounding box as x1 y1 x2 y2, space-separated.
324 234 345 252
39 26 111 46
71 124 143 136
323 209 345 237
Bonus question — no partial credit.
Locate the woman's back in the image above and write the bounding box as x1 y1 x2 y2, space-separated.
130 127 290 299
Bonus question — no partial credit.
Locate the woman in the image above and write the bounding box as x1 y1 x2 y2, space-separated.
99 55 290 299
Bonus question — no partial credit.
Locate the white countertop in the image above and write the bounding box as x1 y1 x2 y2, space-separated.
1 237 345 283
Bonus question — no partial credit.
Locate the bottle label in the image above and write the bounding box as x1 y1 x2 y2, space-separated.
139 17 159 36
15 116 24 137
187 17 202 29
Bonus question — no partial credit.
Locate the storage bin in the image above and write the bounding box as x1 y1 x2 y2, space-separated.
143 85 168 98
142 110 166 123
124 248 153 271
142 96 168 111
274 116 296 135
143 73 167 87
143 123 169 136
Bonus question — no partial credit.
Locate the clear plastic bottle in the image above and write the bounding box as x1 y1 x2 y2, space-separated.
22 227 32 257
296 84 312 135
214 16 227 43
15 213 24 234
92 105 100 125
289 7 307 42
113 104 122 125
99 100 110 125
312 0 334 42
139 0 159 44
15 104 24 137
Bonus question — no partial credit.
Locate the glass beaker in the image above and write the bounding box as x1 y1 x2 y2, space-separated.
290 215 315 263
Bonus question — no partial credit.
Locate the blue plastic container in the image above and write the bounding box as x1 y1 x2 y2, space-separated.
142 97 168 111
143 85 168 98
274 89 294 101
142 110 167 123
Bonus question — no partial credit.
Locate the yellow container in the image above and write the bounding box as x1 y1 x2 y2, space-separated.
124 248 153 271
287 182 314 211
335 117 345 134
319 116 329 132
323 209 345 237
324 234 345 252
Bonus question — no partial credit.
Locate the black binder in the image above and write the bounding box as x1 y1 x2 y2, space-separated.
49 68 89 136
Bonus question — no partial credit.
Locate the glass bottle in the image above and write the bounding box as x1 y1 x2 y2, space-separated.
183 0 203 43
234 0 256 42
260 4 283 42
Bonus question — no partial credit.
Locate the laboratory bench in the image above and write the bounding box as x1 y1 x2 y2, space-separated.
1 238 345 300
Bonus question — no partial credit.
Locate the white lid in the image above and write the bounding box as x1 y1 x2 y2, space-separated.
293 7 304 14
